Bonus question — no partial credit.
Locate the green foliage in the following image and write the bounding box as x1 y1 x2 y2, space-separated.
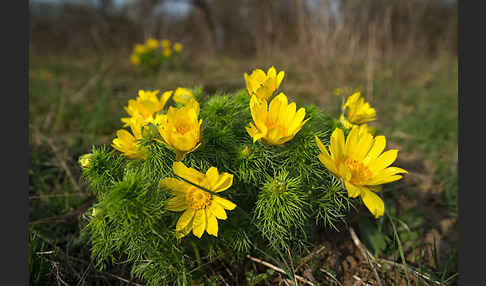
130 40 186 73
80 145 126 197
80 89 357 285
29 231 52 285
254 171 309 251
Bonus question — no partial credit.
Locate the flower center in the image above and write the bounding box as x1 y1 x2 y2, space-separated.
343 157 372 185
186 187 212 210
176 123 191 134
266 121 288 137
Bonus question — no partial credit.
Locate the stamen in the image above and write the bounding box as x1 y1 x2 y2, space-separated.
186 187 212 210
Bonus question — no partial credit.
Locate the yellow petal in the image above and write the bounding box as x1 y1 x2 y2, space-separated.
367 175 404 186
329 128 345 160
361 189 385 218
353 131 374 161
344 126 360 156
208 201 227 220
276 71 285 88
251 69 267 83
205 167 220 188
246 124 265 143
344 181 361 198
244 73 252 93
160 178 189 195
165 196 188 211
117 129 135 141
315 136 328 154
368 150 399 173
363 135 386 165
176 209 195 232
250 95 268 130
192 209 207 238
317 153 338 175
288 107 306 133
213 196 236 210
255 84 275 101
285 102 297 127
206 212 219 237
373 166 408 178
212 173 233 193
267 66 277 78
173 162 205 185
160 90 173 108
268 93 286 123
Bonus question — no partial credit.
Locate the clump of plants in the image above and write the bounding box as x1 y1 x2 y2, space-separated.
79 66 407 285
129 38 184 72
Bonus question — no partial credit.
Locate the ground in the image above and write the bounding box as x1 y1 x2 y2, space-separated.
29 49 458 285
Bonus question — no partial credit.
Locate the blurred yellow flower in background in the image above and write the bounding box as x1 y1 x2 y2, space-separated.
244 66 285 101
173 42 183 53
145 38 159 50
246 93 309 145
315 126 407 218
134 44 146 54
157 99 202 160
173 87 194 105
160 161 236 238
162 48 172 58
161 39 171 49
130 54 140 66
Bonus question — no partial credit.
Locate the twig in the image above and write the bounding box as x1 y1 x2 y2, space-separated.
247 255 315 286
36 250 55 255
352 275 373 286
295 245 326 271
46 258 70 286
442 273 458 285
377 258 441 286
349 227 383 286
319 268 343 286
217 273 230 286
287 247 299 286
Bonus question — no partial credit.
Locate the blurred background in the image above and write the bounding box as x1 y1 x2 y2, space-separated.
29 0 458 285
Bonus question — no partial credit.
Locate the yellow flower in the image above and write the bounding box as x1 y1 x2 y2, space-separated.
246 93 309 145
157 99 202 160
145 38 159 50
121 90 173 127
92 207 100 217
342 92 376 125
112 117 147 159
173 87 194 105
339 115 376 135
315 126 407 218
130 54 140 66
78 153 93 168
134 44 146 54
161 39 171 49
244 66 285 101
160 161 236 238
162 48 172 58
173 42 183 53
